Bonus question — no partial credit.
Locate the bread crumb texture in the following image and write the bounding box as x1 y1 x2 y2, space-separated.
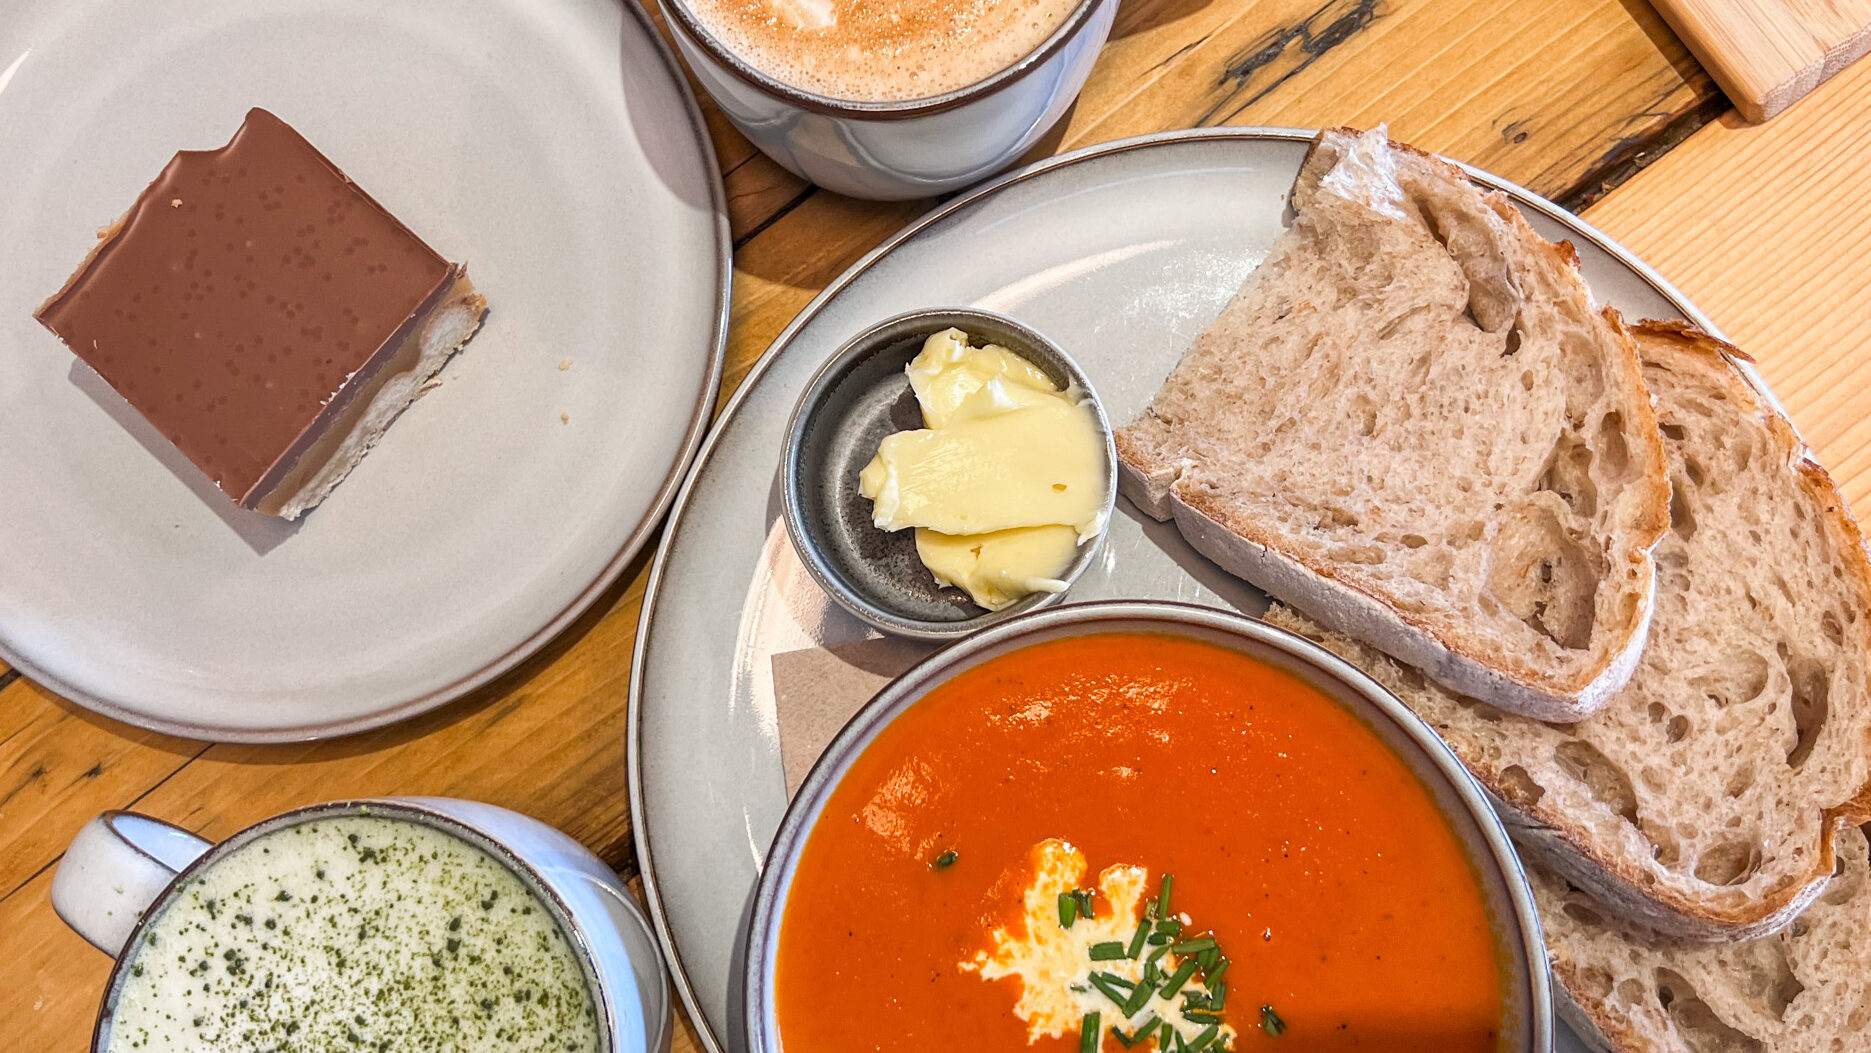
1118 127 1669 718
1264 326 1871 939
1537 825 1871 1053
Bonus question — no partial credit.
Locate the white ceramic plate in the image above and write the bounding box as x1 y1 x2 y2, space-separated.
0 0 727 739
630 129 1736 1053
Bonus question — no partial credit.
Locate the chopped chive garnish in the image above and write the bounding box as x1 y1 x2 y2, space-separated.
1112 1026 1138 1049
1184 1012 1222 1026
1144 897 1160 922
1075 889 1097 920
1204 958 1229 987
1260 1005 1286 1037
1198 947 1221 974
1159 873 1174 916
1181 991 1211 1011
1060 893 1078 929
1170 936 1216 955
1132 1018 1158 1045
1080 1012 1101 1053
932 849 958 869
1159 959 1200 999
1090 973 1135 1006
1089 941 1129 961
1149 932 1170 946
1121 973 1155 1016
1186 1023 1219 1053
1155 917 1182 937
1144 942 1172 969
1126 918 1151 958
1208 982 1226 1010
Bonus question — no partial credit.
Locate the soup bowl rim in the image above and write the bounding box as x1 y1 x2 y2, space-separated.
743 599 1555 1053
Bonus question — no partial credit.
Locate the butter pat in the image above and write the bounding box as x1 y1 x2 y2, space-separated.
907 327 1058 427
857 328 1107 610
861 393 1104 537
915 525 1079 612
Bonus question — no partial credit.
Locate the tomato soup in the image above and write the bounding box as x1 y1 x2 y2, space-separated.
775 632 1506 1052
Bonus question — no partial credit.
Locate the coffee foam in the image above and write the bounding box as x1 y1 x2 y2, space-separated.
686 0 1082 102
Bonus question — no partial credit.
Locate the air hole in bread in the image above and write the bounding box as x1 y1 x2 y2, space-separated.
1519 369 1534 391
1693 839 1762 886
1596 411 1629 474
1554 740 1638 823
1401 533 1428 548
1822 609 1845 646
1643 818 1682 865
1787 657 1831 769
1685 456 1707 487
1488 505 1601 649
1666 714 1691 742
1849 1004 1871 1031
1502 328 1523 357
1647 701 1667 723
1496 764 1544 807
1539 434 1599 519
1724 764 1755 798
1723 940 1806 1021
1576 965 1614 999
1669 481 1697 540
1654 969 1764 1053
1660 421 1688 441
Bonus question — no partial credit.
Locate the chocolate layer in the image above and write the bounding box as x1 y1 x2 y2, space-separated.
37 108 456 507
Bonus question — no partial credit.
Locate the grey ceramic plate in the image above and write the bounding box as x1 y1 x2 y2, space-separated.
630 128 1734 1053
0 0 727 740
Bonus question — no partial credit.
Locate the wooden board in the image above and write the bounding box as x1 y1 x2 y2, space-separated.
1585 50 1871 509
1650 0 1871 119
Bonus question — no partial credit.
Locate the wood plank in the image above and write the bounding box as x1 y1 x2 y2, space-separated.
1584 53 1871 510
8 868 113 1053
0 678 204 902
1063 0 1720 209
1650 0 1871 120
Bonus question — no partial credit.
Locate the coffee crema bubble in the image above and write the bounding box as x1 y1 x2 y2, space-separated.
104 816 601 1053
684 0 1083 102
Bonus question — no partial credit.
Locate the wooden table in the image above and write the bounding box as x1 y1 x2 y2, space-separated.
9 0 1871 1046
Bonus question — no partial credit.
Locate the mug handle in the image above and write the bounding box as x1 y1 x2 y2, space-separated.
52 811 213 955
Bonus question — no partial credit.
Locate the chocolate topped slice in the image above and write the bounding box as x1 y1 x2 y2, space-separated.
37 108 486 518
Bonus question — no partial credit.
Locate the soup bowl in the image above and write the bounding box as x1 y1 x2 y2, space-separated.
746 600 1553 1053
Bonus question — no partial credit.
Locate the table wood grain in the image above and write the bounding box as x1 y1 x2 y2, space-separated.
8 0 1869 1049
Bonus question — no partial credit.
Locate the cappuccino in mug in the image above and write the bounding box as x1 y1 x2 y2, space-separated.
102 816 600 1052
685 0 1083 101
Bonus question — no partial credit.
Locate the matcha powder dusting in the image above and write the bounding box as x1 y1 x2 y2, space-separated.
106 815 601 1053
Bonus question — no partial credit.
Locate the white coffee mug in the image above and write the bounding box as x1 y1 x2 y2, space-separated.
53 797 672 1053
659 0 1120 200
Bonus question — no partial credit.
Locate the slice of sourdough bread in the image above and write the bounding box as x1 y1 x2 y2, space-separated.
1537 825 1871 1053
1117 126 1670 722
1263 321 1871 940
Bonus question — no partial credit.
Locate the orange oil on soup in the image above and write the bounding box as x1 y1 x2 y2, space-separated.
775 633 1507 1051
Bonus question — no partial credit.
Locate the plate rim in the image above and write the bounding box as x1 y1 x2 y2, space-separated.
628 125 1726 1053
0 0 732 744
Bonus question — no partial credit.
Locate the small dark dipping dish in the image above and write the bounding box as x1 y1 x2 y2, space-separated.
781 308 1117 640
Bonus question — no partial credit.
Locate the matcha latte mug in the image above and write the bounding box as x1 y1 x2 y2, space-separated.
52 798 671 1053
